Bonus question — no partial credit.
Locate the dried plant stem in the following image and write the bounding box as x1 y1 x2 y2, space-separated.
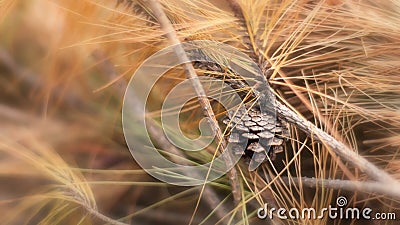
143 0 242 206
275 101 398 185
80 201 130 225
280 176 400 200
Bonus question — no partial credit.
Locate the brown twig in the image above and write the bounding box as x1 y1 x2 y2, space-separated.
275 101 398 185
143 0 242 209
79 200 130 225
280 176 400 200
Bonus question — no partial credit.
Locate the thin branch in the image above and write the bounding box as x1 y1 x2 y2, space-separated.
80 200 130 225
275 101 398 185
280 176 400 200
143 0 242 206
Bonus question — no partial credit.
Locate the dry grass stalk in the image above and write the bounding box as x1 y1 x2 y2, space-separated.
143 0 242 209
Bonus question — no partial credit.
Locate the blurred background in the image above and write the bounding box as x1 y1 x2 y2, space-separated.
0 0 400 224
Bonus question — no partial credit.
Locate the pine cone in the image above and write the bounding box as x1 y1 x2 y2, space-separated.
223 106 289 164
193 60 290 167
